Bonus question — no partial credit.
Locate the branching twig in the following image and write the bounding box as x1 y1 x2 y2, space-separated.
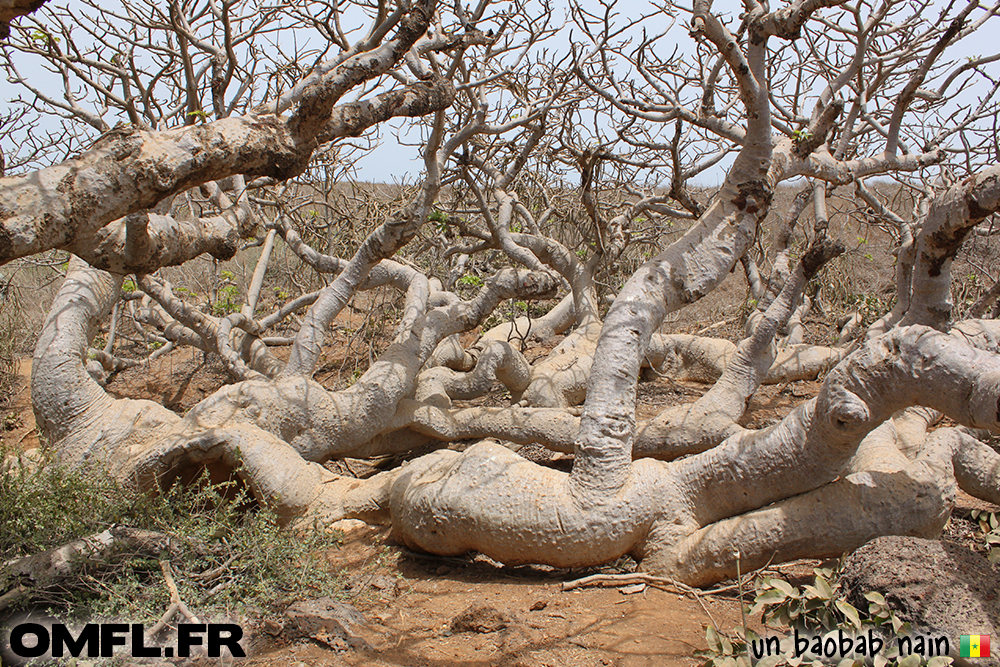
561 572 719 628
145 560 200 641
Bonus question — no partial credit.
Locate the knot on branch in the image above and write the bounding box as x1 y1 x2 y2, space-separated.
793 99 844 159
688 17 706 40
966 170 1000 223
412 72 458 110
93 122 141 152
732 180 773 216
429 28 493 51
506 269 559 300
801 238 846 279
825 386 870 434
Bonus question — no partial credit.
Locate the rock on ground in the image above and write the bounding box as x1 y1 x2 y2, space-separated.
840 535 999 667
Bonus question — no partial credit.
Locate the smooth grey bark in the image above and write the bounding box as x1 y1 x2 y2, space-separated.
33 259 557 495
29 148 1000 591
388 324 1000 582
368 10 1000 583
633 238 844 459
0 0 450 268
902 166 1000 329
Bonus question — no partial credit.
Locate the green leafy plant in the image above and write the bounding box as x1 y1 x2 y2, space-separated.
0 448 345 623
847 292 893 326
864 591 908 634
481 313 504 331
698 624 752 667
749 566 854 632
428 209 449 233
213 283 242 316
954 273 986 316
2 412 21 431
30 29 60 45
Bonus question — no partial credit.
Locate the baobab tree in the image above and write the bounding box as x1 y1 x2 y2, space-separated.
2 0 1000 588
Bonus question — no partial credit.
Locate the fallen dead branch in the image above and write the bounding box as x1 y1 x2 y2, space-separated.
0 526 179 612
561 572 721 627
145 560 200 641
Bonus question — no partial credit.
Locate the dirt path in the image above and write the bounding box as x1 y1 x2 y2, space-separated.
246 524 744 667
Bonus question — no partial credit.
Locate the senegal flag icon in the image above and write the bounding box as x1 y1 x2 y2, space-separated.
961 635 991 658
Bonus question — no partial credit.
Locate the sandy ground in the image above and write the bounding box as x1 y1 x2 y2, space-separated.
243 521 750 667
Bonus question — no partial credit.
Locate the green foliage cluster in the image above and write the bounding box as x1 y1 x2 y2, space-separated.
480 298 547 332
698 565 951 667
0 448 345 623
428 209 449 233
792 129 814 143
0 276 29 412
213 283 242 316
747 567 910 637
211 271 243 317
0 323 17 413
455 274 485 302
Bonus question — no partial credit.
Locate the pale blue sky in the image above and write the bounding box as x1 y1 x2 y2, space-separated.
352 0 1000 184
2 0 997 185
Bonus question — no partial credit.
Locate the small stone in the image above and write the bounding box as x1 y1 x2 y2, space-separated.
369 574 400 595
450 602 510 633
284 598 370 651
